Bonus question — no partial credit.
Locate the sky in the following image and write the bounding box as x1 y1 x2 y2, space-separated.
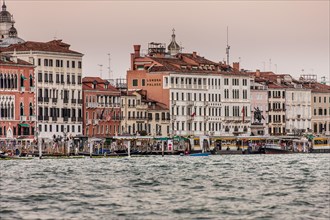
7 0 330 81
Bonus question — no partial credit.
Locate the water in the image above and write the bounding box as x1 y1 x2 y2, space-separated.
1 154 329 220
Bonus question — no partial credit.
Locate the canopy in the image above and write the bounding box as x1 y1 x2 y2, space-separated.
19 123 29 127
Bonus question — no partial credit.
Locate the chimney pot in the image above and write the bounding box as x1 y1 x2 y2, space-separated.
133 45 141 57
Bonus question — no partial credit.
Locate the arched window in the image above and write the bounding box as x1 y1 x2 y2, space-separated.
20 75 25 88
29 103 33 116
11 103 14 119
14 75 17 89
20 103 24 116
30 75 33 87
0 74 3 89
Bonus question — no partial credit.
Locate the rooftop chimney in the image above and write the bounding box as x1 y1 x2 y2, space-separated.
192 51 197 58
233 62 240 71
256 69 261 78
133 45 141 57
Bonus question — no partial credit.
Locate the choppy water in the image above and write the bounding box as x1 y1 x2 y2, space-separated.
1 154 330 220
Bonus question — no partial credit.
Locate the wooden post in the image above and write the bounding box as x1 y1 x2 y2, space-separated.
162 141 164 157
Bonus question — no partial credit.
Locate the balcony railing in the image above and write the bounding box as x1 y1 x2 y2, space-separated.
44 116 49 121
38 97 43 102
87 103 98 108
52 98 57 103
52 116 57 121
63 98 69 104
78 99 83 104
93 119 99 125
71 117 76 122
20 86 25 92
44 97 49 103
63 117 69 122
87 119 92 125
71 99 77 104
20 115 27 121
29 115 36 121
30 86 35 93
78 117 83 122
38 115 43 120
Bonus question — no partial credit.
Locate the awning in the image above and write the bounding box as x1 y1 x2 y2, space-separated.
21 75 27 80
19 123 30 127
154 137 169 141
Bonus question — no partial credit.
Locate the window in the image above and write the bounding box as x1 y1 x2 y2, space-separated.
224 78 229 85
78 61 82 69
72 61 75 68
132 79 138 87
67 61 70 68
142 79 145 86
38 59 41 66
49 59 53 67
243 79 247 86
38 72 42 82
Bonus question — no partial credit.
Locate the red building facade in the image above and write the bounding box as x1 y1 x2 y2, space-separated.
0 55 36 144
82 77 121 138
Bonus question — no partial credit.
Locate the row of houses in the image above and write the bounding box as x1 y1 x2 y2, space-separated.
0 1 329 145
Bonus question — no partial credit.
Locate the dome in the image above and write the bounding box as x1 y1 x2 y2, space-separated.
168 28 180 56
0 10 11 23
8 25 17 37
0 36 25 47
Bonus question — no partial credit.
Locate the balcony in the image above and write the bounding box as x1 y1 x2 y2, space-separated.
52 98 57 103
93 119 99 125
187 101 194 106
44 116 49 121
38 97 43 103
78 117 83 122
71 99 77 104
87 119 92 125
44 97 49 103
77 99 83 104
29 115 36 121
71 117 76 122
171 100 176 106
38 115 43 121
63 98 69 104
87 103 98 108
171 115 176 121
52 116 57 121
20 115 27 121
30 86 35 93
204 101 209 106
20 86 25 92
63 116 69 122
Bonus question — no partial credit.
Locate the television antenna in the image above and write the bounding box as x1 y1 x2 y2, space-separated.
226 26 230 65
98 64 103 78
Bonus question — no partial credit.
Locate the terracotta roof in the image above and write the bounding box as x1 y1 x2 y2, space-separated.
0 55 34 66
302 82 330 93
179 53 218 65
82 77 119 92
0 40 83 55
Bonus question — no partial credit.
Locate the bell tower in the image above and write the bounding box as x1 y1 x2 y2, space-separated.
0 0 14 39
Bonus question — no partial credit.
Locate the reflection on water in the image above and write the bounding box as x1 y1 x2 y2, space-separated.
1 154 329 219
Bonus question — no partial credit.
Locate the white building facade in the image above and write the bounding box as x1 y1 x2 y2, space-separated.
167 72 251 137
2 40 84 140
285 86 312 135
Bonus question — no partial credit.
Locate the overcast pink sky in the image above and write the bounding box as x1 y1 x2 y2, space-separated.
8 0 330 81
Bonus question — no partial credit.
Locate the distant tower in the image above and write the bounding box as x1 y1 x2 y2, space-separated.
168 28 180 56
226 26 230 65
0 0 14 39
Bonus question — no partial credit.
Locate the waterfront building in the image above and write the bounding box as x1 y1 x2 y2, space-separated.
0 54 35 143
82 77 121 138
0 1 25 47
300 76 330 135
285 82 311 135
1 40 84 141
120 90 170 136
126 31 251 137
